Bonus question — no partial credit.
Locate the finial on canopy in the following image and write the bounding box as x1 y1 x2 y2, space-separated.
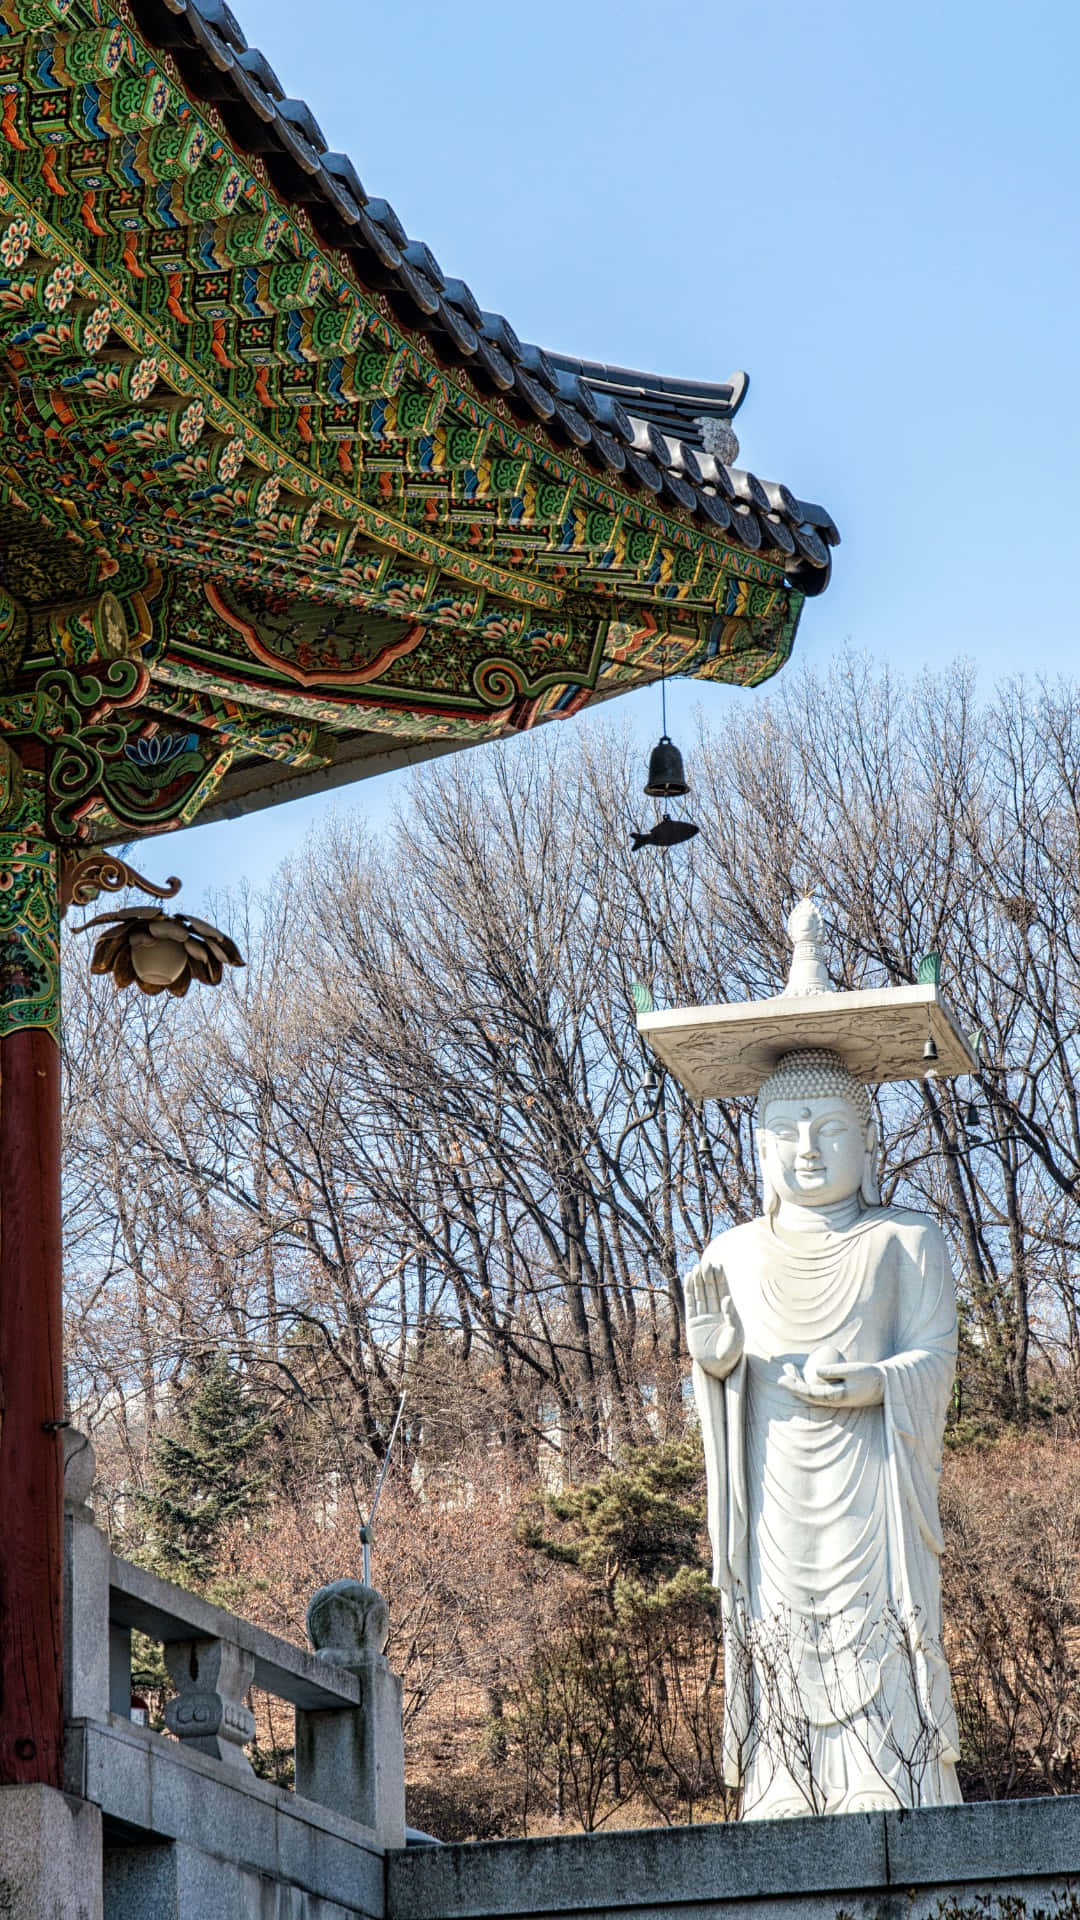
784 898 832 998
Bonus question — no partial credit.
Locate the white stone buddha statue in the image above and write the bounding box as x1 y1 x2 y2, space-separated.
686 1036 963 1818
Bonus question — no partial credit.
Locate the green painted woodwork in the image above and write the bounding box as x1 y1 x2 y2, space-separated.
0 0 806 846
0 766 60 1042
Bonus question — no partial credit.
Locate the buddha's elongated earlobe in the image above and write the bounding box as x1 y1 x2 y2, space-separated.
755 1129 781 1224
860 1119 881 1208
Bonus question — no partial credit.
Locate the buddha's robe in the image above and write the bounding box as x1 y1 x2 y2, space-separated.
691 1206 962 1818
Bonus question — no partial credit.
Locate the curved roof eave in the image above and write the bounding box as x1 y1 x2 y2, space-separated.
130 0 839 599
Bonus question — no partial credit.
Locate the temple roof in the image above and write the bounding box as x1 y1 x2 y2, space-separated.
0 0 839 844
130 0 839 597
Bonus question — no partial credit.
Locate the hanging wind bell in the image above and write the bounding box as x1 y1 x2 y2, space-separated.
644 734 689 798
631 666 700 852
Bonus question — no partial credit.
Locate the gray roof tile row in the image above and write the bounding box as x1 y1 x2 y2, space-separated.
138 0 839 595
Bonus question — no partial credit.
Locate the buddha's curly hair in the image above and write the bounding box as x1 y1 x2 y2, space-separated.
755 1048 872 1127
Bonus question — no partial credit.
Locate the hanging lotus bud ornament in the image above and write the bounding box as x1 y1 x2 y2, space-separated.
76 905 244 996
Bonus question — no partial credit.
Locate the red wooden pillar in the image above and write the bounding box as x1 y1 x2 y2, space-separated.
0 762 64 1788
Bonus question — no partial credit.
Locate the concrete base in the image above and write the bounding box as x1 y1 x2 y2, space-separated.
0 1784 102 1919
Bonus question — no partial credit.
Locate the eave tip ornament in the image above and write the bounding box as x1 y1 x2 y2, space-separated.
637 896 977 1100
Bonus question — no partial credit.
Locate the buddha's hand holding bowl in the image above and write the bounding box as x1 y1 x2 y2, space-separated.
780 1343 885 1409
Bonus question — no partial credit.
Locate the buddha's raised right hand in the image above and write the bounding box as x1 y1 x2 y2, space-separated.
683 1259 745 1379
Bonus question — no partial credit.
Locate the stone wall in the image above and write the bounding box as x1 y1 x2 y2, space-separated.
70 1716 384 1920
387 1798 1080 1920
6 1740 1080 1917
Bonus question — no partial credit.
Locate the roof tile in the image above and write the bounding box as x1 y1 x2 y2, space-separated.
134 0 838 584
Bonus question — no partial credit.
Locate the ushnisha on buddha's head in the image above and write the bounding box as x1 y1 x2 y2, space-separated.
755 1048 880 1219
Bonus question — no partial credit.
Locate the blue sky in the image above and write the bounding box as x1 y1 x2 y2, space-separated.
133 0 1080 906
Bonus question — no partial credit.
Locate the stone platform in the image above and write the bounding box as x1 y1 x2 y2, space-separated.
6 1781 1079 1920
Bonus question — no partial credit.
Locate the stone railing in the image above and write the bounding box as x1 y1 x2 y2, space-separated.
56 1436 413 1918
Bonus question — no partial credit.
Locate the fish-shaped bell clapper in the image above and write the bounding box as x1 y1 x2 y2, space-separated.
631 815 700 852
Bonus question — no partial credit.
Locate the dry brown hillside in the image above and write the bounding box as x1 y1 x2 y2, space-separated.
98 1424 1080 1841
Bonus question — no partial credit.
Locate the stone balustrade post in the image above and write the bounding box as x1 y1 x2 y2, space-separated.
163 1637 255 1770
294 1579 405 1848
63 1429 111 1727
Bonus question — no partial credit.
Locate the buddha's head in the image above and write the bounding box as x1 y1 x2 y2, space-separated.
755 1048 880 1218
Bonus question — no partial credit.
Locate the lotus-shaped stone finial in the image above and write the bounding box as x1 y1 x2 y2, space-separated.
783 897 832 998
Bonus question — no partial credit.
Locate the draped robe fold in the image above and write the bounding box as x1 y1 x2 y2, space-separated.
691 1206 962 1817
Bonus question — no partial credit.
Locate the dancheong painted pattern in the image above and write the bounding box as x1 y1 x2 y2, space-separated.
0 0 840 843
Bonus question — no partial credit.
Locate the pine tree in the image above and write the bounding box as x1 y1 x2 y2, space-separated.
516 1437 711 1617
139 1351 269 1587
506 1442 727 1827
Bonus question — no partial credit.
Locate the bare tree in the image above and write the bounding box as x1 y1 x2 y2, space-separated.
63 656 1080 1497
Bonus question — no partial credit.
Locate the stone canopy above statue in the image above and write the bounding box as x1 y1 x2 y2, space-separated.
638 899 977 1098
